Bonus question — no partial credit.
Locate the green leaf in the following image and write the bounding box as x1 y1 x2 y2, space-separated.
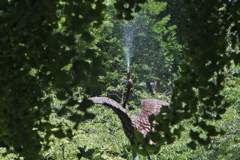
135 5 142 12
125 14 134 20
198 137 211 145
114 3 124 12
16 17 27 29
138 0 147 3
84 112 95 119
43 0 56 10
116 13 123 19
150 144 161 154
135 131 144 142
166 136 175 144
57 106 69 116
30 11 42 22
160 105 170 113
189 130 200 140
173 125 185 139
137 148 148 156
66 99 78 106
217 108 226 114
56 91 68 100
148 114 155 124
207 128 219 136
85 49 96 58
66 129 74 139
219 129 226 136
41 122 53 130
55 71 71 85
147 131 160 143
187 141 197 150
82 32 94 42
52 129 66 138
78 99 94 111
69 113 83 122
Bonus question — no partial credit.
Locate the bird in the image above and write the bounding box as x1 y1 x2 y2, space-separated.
82 97 169 146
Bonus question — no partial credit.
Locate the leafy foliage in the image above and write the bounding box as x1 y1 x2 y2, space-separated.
98 0 183 104
145 0 240 155
0 0 144 159
0 0 239 159
1 88 239 159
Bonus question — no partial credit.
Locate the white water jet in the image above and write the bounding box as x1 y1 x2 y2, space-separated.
123 21 134 67
122 16 150 68
124 47 131 67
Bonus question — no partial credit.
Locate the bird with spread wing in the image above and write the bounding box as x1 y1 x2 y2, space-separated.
79 68 169 160
84 97 169 146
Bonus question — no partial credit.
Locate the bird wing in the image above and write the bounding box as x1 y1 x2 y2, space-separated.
139 99 169 118
85 97 135 144
134 99 169 136
88 97 127 112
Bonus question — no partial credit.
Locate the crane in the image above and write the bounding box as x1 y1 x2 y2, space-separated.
82 97 169 160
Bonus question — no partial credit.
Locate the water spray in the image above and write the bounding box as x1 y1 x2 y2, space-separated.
122 21 134 109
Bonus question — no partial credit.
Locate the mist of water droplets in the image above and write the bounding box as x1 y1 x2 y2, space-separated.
122 17 152 68
123 21 134 67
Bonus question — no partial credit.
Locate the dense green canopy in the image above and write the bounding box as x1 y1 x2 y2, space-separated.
0 0 239 159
